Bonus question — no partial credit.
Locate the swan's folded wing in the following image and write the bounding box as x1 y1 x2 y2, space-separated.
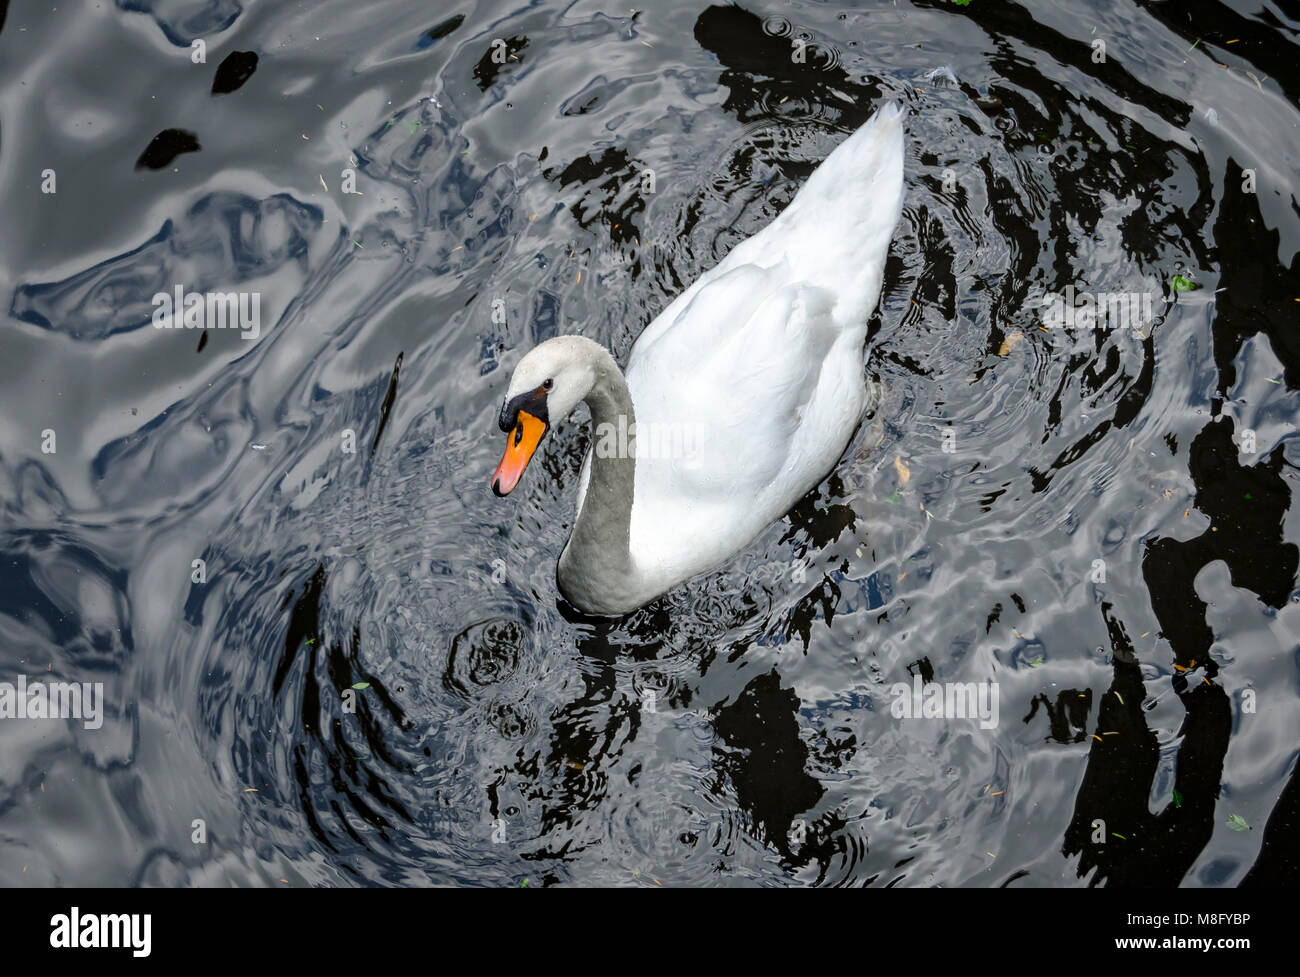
630 279 840 507
627 261 776 370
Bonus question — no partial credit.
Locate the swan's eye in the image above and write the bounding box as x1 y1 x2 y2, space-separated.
543 379 554 391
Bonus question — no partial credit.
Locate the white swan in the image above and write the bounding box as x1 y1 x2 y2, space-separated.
491 102 906 615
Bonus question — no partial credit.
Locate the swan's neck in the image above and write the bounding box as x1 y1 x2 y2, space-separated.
558 356 639 611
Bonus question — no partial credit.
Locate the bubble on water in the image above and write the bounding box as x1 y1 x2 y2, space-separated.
762 15 792 37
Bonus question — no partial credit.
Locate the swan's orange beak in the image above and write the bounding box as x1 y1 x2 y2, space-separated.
492 410 547 496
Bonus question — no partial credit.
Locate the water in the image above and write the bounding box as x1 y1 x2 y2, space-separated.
1 0 1297 887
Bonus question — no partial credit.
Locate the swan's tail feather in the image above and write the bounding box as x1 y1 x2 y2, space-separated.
781 101 906 333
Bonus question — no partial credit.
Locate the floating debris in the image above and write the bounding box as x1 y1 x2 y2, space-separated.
1226 814 1250 831
894 454 911 484
998 331 1026 356
924 65 958 86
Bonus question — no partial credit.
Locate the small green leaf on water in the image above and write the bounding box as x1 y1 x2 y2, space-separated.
886 489 901 504
1227 814 1250 831
1028 656 1044 667
521 878 529 887
1266 378 1281 384
404 119 421 134
1171 274 1200 292
1172 789 1183 808
1112 832 1126 840
305 638 315 645
953 0 972 6
352 682 370 690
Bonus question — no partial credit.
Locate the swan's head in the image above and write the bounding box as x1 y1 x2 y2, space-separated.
491 337 600 496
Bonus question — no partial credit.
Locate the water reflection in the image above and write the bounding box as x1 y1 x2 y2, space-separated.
0 0 1297 887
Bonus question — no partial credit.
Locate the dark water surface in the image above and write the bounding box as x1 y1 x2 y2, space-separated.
1 0 1298 887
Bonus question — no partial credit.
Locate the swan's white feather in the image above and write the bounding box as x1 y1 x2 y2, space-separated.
572 102 906 604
